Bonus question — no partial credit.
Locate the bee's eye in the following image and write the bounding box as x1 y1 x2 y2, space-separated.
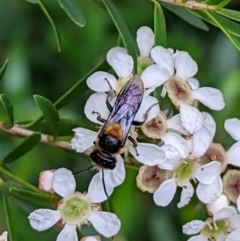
93 141 96 145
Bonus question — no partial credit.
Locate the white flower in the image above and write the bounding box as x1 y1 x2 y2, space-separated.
180 105 216 157
150 47 225 110
28 168 121 240
224 118 240 167
38 170 55 193
0 231 8 241
80 236 101 241
206 194 229 215
183 206 240 241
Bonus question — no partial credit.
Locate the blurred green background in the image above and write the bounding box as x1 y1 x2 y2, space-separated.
0 0 240 240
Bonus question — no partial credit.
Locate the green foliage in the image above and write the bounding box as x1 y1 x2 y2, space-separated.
0 0 240 240
2 133 41 164
0 94 14 129
34 95 60 137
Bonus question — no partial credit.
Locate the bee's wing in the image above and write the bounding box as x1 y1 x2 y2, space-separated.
103 77 144 143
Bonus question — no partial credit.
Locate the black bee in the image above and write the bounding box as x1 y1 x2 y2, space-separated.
90 76 156 170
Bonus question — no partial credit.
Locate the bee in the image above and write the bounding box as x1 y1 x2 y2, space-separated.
90 76 156 170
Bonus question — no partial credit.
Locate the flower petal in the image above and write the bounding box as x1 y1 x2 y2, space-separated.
167 114 190 135
224 118 240 141
228 214 240 230
180 105 203 134
201 112 216 140
187 235 208 241
88 211 121 238
153 179 177 206
136 26 154 56
206 194 229 215
174 51 198 80
187 77 199 90
99 155 125 188
109 52 133 78
86 71 117 92
135 95 159 123
226 142 240 167
71 127 97 153
213 206 237 221
161 132 189 158
129 143 165 166
141 65 170 89
86 173 114 203
194 161 221 184
196 176 222 204
106 47 127 66
84 93 110 124
177 181 194 208
226 229 240 241
237 195 240 212
158 144 180 170
150 46 174 75
193 87 225 110
28 209 60 231
182 220 205 235
191 126 212 158
57 224 78 241
52 168 76 197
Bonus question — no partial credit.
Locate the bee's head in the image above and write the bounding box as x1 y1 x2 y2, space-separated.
90 150 116 170
99 134 122 154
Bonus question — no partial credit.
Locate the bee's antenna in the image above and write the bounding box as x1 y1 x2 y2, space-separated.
102 169 109 199
73 165 94 175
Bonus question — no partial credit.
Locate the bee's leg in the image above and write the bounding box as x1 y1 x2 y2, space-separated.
102 169 109 198
128 136 139 156
92 111 106 123
132 102 159 126
104 78 115 112
121 152 126 159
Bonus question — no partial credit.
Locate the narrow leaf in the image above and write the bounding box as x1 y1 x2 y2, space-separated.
154 1 167 47
0 59 9 82
203 11 240 51
11 188 53 208
34 95 60 136
3 195 17 241
203 0 231 8
162 3 209 31
217 8 240 22
191 10 240 38
102 0 138 72
24 0 61 51
2 133 41 164
0 94 14 129
58 0 86 27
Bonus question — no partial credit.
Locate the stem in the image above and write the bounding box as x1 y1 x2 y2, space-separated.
158 0 216 10
0 166 50 198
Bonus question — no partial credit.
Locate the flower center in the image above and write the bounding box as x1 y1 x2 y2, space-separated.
59 193 92 225
137 56 154 75
174 159 197 185
116 76 132 94
141 112 167 139
164 76 193 108
201 220 228 240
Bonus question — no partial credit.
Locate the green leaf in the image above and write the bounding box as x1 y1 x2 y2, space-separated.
217 8 240 22
11 187 53 208
0 59 9 82
34 95 60 137
0 94 14 129
102 0 138 73
58 0 86 27
3 195 17 241
162 3 209 31
24 0 61 52
191 10 240 38
154 1 167 47
203 11 240 51
2 133 41 164
203 0 231 8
